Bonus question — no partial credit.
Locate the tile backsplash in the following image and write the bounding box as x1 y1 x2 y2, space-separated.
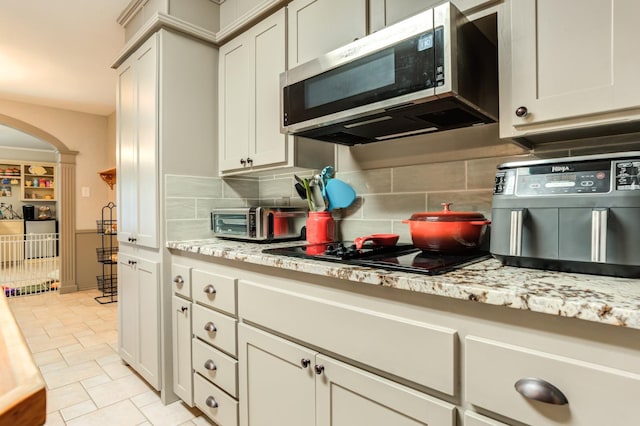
166 137 640 243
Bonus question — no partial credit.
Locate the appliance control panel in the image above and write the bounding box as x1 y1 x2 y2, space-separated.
494 157 640 196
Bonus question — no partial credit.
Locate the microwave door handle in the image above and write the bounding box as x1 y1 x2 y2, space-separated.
509 209 526 257
267 212 274 239
591 208 608 263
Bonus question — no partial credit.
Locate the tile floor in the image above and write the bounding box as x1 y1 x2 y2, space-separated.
7 289 214 425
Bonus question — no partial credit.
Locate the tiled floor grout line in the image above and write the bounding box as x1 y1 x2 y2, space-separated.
8 289 212 426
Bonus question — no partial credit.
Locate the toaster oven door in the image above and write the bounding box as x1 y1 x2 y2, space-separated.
212 212 252 238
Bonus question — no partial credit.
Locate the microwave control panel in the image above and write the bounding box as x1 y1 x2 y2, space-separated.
492 158 640 196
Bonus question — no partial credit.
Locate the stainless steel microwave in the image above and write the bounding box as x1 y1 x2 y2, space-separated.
280 2 498 145
211 207 307 241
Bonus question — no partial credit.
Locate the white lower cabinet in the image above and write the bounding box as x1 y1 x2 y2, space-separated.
118 253 160 390
238 323 455 426
171 258 239 425
465 336 640 425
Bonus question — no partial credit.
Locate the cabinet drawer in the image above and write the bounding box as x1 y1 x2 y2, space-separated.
194 373 238 426
192 338 238 398
239 280 457 395
464 411 508 426
193 303 238 357
192 269 237 315
466 336 640 425
171 263 191 299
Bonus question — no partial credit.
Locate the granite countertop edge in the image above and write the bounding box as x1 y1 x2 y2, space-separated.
167 239 640 330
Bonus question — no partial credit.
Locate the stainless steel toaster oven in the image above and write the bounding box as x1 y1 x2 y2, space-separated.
211 207 307 241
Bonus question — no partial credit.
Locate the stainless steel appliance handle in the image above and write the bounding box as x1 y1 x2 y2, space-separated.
509 209 526 256
591 208 609 263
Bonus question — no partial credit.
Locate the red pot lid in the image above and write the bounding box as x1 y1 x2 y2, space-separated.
407 203 487 222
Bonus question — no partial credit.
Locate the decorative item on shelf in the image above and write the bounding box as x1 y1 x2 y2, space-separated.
28 165 47 175
98 167 116 190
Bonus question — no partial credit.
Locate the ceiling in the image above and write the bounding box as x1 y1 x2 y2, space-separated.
0 0 132 150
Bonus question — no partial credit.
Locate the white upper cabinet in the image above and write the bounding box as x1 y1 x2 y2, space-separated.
369 0 496 33
287 0 366 67
116 34 159 249
502 0 640 141
219 8 288 174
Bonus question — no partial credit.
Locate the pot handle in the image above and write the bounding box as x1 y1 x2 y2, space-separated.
469 220 492 226
353 234 399 250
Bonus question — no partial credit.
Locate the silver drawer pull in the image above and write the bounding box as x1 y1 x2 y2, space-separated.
204 359 217 371
314 364 324 375
300 358 311 368
205 396 219 408
514 378 568 405
173 275 184 287
177 306 188 313
203 284 217 294
591 208 608 263
204 322 217 333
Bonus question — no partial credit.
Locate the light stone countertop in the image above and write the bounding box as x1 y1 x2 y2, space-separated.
168 238 640 330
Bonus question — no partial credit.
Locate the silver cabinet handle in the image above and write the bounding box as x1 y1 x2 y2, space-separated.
203 284 217 294
509 208 526 256
591 208 608 263
300 358 311 368
205 396 219 408
173 275 184 287
177 306 188 313
204 359 217 371
515 106 529 118
514 378 568 405
314 364 324 375
240 158 246 166
204 322 217 332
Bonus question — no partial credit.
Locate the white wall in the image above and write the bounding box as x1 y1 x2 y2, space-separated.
0 99 115 230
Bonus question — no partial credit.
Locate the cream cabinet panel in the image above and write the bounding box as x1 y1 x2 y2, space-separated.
239 280 457 395
219 9 288 174
171 263 192 299
172 295 193 406
192 269 238 315
116 34 159 249
238 323 316 426
194 373 239 426
368 0 496 33
466 336 640 425
287 0 366 67
315 355 455 426
464 412 508 426
118 253 160 390
192 303 238 357
503 0 640 138
218 35 250 172
193 338 238 398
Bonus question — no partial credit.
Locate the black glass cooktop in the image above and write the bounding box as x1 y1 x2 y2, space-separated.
263 242 491 275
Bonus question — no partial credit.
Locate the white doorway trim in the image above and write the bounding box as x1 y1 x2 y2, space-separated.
0 114 78 293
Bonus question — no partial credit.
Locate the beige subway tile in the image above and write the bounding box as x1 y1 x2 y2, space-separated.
426 190 493 218
335 220 393 242
166 219 212 241
166 199 197 220
222 177 259 198
361 194 426 220
166 175 223 198
336 169 392 194
393 162 466 192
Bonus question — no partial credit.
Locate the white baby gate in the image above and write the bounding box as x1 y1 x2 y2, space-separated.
0 232 60 297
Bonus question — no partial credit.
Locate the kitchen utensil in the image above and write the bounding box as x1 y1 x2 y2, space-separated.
402 203 491 252
353 233 399 250
325 178 356 211
295 175 314 211
311 175 326 211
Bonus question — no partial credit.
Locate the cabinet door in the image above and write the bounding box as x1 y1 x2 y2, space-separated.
134 35 159 249
136 257 160 390
116 34 159 248
238 324 316 426
117 254 138 367
508 0 640 131
287 0 366 67
248 8 288 168
172 295 193 406
219 33 250 172
315 355 455 426
116 58 137 245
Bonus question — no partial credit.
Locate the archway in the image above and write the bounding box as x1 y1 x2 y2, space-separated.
0 114 78 293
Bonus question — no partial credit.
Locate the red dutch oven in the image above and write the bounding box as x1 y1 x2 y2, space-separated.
402 203 491 252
